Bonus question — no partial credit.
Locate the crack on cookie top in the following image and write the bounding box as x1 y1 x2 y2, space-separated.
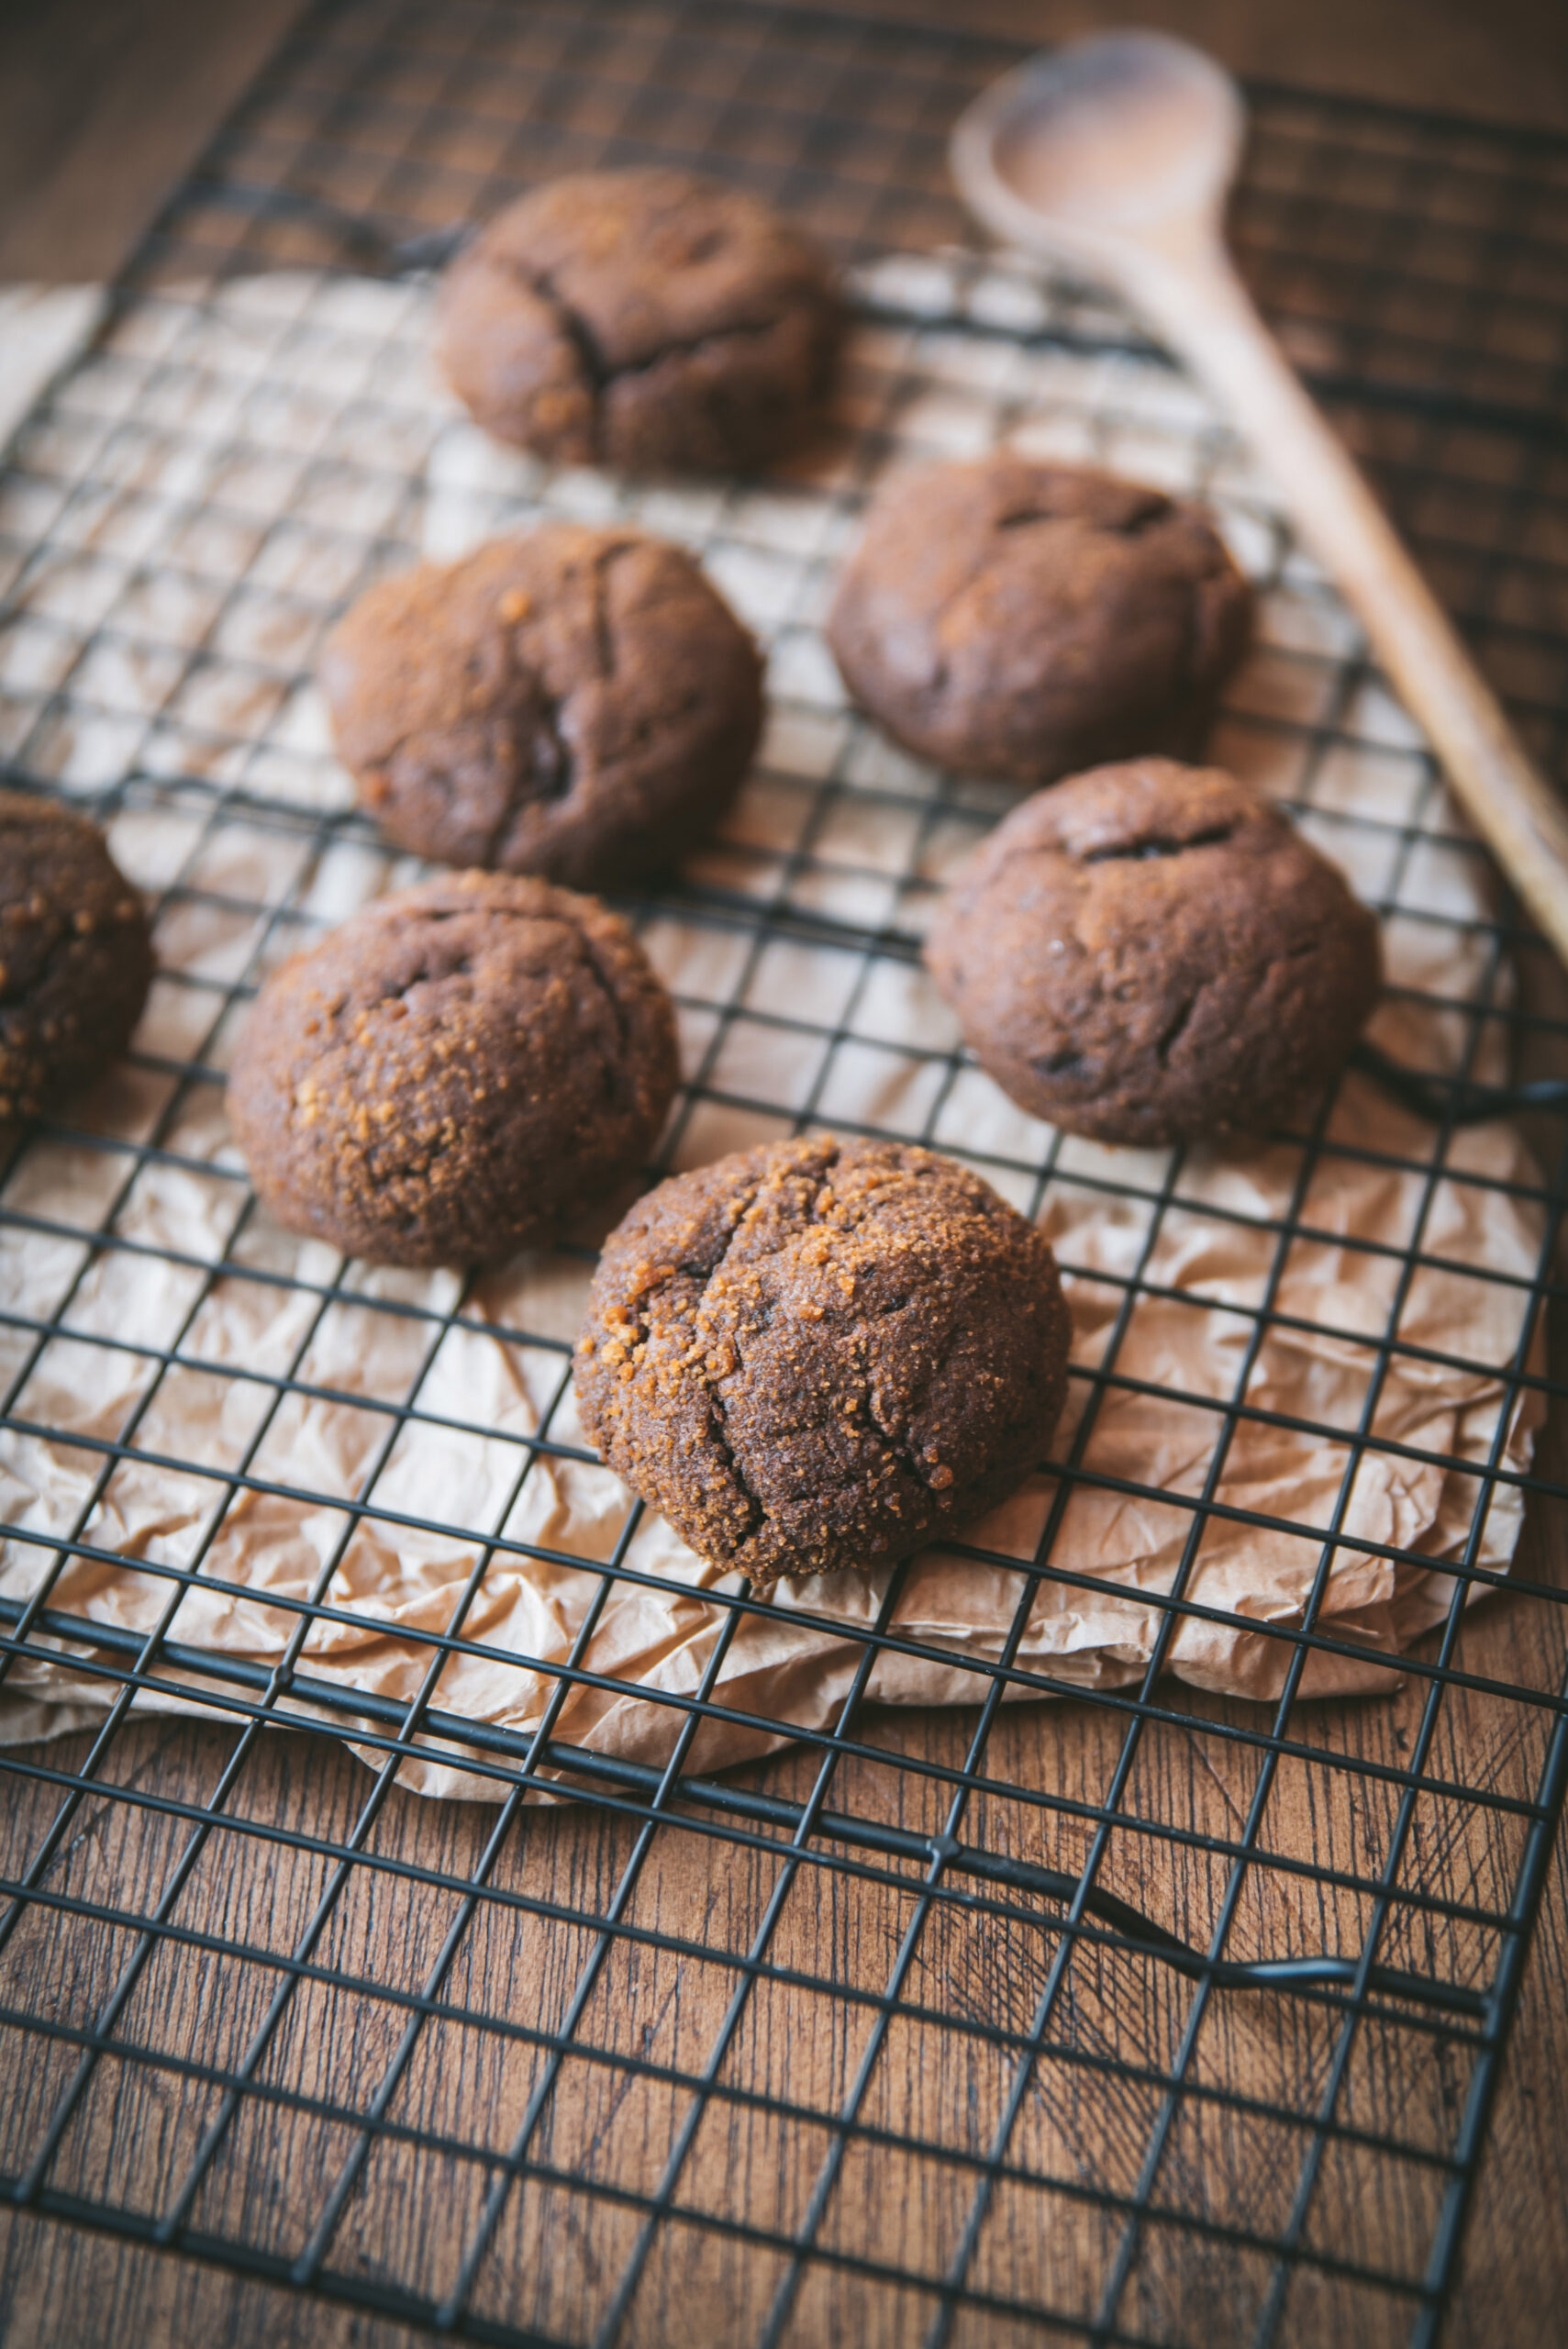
1080 822 1238 864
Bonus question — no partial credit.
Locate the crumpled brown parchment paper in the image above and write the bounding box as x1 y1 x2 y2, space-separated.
0 266 1543 1798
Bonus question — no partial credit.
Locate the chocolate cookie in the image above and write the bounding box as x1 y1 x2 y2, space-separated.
228 873 678 1268
320 525 763 888
436 168 841 473
0 791 152 1121
828 457 1252 784
925 758 1382 1149
576 1133 1071 1588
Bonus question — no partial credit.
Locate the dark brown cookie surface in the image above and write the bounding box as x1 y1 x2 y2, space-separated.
828 457 1252 784
0 791 152 1121
575 1133 1071 1588
437 168 842 473
320 525 762 888
924 758 1382 1149
228 873 678 1268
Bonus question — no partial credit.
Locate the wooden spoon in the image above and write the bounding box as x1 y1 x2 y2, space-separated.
951 30 1568 966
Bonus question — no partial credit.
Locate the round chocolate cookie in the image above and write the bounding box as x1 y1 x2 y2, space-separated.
828 456 1252 784
0 791 152 1121
436 168 842 473
576 1133 1071 1588
924 758 1382 1149
228 873 678 1268
320 525 763 888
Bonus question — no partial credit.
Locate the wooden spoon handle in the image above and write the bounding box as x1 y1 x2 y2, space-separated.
1128 235 1568 966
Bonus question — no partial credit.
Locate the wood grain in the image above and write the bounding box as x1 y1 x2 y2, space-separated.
0 0 306 284
0 1381 1563 2349
1 0 1565 288
1 3 1565 2343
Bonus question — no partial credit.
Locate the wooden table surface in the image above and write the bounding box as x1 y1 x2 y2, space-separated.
1 5 1566 2344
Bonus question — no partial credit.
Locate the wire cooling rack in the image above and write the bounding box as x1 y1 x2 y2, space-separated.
3 4 1568 2344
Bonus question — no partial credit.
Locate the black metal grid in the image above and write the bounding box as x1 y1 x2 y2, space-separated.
2 4 1568 2344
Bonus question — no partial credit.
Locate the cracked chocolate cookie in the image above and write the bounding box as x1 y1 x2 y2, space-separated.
925 758 1382 1149
828 456 1252 784
320 524 763 888
0 791 152 1122
436 168 842 473
228 872 679 1268
575 1133 1071 1588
